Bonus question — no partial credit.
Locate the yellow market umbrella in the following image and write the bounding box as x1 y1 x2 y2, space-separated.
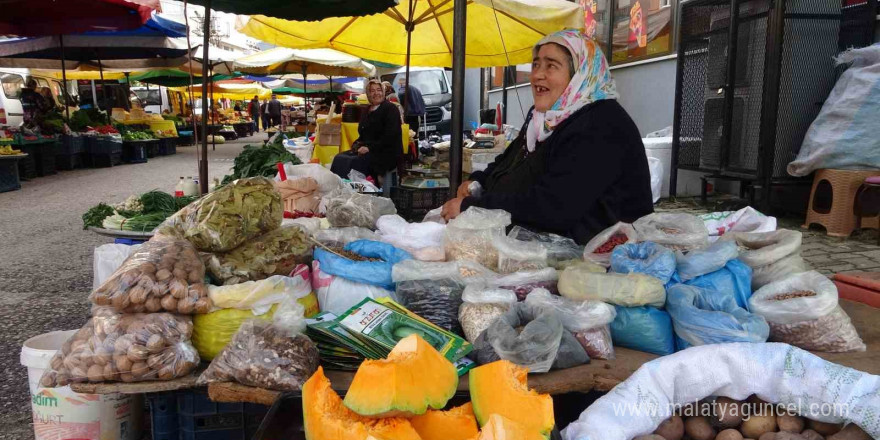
36 69 131 80
234 47 375 77
236 0 584 68
170 83 271 100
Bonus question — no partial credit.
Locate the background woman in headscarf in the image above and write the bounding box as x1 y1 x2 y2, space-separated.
441 30 653 245
330 79 402 186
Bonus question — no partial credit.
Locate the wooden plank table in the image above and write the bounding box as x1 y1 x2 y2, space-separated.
73 300 879 404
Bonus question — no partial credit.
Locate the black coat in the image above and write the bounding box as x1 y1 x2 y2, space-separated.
463 99 653 245
356 101 403 176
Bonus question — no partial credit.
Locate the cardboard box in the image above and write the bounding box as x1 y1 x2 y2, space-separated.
463 137 507 174
317 123 341 146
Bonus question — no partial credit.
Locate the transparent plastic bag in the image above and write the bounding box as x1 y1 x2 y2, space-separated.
324 188 397 229
493 235 548 274
749 271 865 352
507 226 583 269
312 259 397 315
583 222 639 267
444 207 512 270
39 308 199 387
482 302 587 372
277 163 345 198
633 213 709 252
459 283 518 343
525 289 617 359
208 273 314 315
376 215 446 261
93 243 141 290
158 177 283 252
392 259 497 285
396 279 464 335
495 267 559 301
666 284 769 349
90 237 212 314
192 306 275 361
609 242 676 284
314 227 379 248
206 226 312 285
722 229 802 268
610 305 675 356
680 259 753 311
197 301 319 391
559 266 666 307
674 240 740 281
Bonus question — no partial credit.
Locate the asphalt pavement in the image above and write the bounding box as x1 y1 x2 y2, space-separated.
0 134 262 439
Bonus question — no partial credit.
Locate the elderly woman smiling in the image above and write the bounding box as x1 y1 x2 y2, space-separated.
441 30 653 245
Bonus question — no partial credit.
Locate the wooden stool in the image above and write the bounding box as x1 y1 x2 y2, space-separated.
803 169 880 237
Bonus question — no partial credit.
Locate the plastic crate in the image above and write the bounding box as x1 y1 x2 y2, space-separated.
90 152 122 168
58 134 85 155
55 152 84 170
87 136 123 155
0 157 22 192
145 140 160 158
148 389 269 440
16 144 36 180
157 138 177 155
390 186 450 221
178 132 194 146
35 141 56 176
122 141 148 164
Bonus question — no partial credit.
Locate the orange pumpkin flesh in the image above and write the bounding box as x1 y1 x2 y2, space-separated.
344 334 458 418
469 360 555 437
469 414 545 440
302 367 420 440
410 402 479 440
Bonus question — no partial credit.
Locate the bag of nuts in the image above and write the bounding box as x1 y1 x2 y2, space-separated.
39 308 199 387
749 271 866 352
197 301 319 391
90 237 212 314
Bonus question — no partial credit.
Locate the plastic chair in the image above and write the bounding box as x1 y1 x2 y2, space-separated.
803 169 880 237
854 176 880 245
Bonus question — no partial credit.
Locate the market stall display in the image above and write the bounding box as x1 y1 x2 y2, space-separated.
205 225 312 285
83 191 198 233
445 207 512 271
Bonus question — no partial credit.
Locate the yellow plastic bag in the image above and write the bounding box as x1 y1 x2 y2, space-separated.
192 306 276 361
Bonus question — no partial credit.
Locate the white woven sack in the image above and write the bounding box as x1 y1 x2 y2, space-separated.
562 342 880 440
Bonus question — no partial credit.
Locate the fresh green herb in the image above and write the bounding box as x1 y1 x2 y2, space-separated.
83 203 115 229
139 190 178 214
120 212 168 232
176 195 199 209
221 143 300 185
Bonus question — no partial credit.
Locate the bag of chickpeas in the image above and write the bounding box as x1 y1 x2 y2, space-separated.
89 236 212 314
39 308 199 387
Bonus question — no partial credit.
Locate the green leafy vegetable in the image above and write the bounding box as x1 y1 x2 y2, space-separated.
139 190 178 214
221 143 301 185
83 203 115 229
120 212 168 232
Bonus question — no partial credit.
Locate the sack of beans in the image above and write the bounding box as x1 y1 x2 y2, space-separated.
633 212 710 252
459 283 518 344
559 265 666 308
722 229 810 290
749 271 865 352
524 288 617 360
584 222 639 267
445 207 512 271
90 237 212 314
39 308 199 387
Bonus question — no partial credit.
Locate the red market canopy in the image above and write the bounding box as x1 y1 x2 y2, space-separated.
0 0 158 37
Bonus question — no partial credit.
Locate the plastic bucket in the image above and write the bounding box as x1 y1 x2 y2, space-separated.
21 330 143 440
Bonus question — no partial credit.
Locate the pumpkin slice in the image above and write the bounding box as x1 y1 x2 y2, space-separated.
469 360 554 437
344 334 458 418
470 414 546 440
410 402 479 440
302 367 420 440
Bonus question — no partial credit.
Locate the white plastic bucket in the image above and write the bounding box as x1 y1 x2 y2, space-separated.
21 330 142 440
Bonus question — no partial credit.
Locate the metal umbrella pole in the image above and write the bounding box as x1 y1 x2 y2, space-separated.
402 0 414 116
59 35 70 120
198 0 212 195
449 0 466 194
96 52 110 124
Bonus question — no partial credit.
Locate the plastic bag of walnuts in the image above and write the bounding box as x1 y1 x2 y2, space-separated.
39 308 199 387
90 237 212 314
197 301 319 391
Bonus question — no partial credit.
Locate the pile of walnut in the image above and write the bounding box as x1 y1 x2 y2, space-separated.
634 396 871 440
91 237 212 314
39 310 199 387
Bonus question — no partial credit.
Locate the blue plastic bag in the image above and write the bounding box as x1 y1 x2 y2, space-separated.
609 305 675 356
666 284 769 350
675 240 739 281
682 259 753 310
314 240 412 290
610 242 676 284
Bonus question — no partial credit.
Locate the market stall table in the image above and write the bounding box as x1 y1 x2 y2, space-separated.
312 122 410 166
232 122 255 138
87 226 154 243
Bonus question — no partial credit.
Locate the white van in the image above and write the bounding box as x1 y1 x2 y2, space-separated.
380 66 453 137
0 68 76 126
131 86 172 114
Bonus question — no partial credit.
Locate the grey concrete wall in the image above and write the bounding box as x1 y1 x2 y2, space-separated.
611 58 678 136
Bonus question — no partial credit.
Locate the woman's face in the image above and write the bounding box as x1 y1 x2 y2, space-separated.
368 84 385 106
531 43 573 112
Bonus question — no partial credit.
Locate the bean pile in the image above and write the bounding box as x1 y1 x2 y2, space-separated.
327 247 383 262
397 279 464 336
594 233 630 254
770 290 817 301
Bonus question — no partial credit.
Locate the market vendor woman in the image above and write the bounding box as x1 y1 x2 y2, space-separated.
330 79 402 186
441 30 653 244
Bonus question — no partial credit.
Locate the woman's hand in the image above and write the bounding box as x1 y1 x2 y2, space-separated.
357 146 369 155
441 197 464 222
456 180 473 198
